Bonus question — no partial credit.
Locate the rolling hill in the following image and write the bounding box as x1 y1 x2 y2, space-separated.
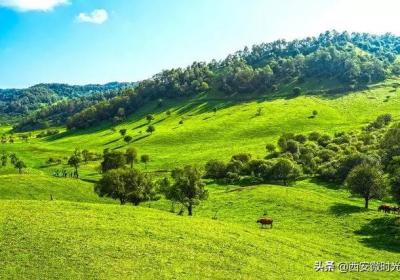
1 31 400 279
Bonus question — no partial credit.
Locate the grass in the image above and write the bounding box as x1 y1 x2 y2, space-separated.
0 180 399 279
1 80 400 278
0 172 113 203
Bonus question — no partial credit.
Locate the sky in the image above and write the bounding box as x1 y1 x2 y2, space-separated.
0 0 400 88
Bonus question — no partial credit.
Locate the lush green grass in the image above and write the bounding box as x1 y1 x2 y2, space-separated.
0 180 399 279
0 172 113 203
1 80 400 279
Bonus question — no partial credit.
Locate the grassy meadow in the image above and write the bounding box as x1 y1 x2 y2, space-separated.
1 80 400 279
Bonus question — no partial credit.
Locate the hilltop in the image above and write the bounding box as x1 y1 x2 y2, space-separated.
11 31 400 132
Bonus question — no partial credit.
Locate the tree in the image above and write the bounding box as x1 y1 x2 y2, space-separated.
312 110 318 117
158 177 177 212
119 129 127 137
265 144 276 153
166 165 208 216
146 114 155 123
271 158 301 185
390 169 400 205
125 147 138 168
95 169 127 204
68 154 81 177
0 152 7 167
9 153 18 166
141 154 150 168
146 125 155 134
101 151 126 173
82 149 91 163
292 87 301 96
124 135 133 143
345 164 386 209
95 168 155 205
15 160 26 174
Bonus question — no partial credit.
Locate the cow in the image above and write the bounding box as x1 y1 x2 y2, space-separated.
390 206 400 215
257 217 273 229
378 205 391 213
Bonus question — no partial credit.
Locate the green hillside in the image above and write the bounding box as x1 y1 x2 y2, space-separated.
1 30 400 279
3 79 400 173
0 181 399 279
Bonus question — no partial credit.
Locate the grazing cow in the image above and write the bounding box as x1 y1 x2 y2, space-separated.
378 205 391 213
391 206 400 215
257 218 273 229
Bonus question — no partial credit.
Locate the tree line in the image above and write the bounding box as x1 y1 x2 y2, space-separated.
204 113 400 209
59 31 400 130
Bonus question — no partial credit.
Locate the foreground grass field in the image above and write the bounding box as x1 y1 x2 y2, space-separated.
0 180 399 279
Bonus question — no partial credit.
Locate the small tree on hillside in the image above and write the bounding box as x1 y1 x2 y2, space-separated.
146 114 155 123
10 153 18 166
166 165 208 216
141 154 150 169
82 149 91 163
119 129 127 137
1 152 7 167
68 154 81 178
124 135 133 144
95 168 155 205
345 164 386 209
95 169 128 204
15 160 26 174
125 147 138 168
292 87 302 96
101 151 126 173
271 158 301 186
265 144 276 153
147 125 155 134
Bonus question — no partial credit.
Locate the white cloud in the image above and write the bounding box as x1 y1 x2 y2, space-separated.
77 9 108 24
0 0 68 11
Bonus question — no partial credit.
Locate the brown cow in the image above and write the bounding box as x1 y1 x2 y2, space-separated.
257 217 273 229
378 205 391 213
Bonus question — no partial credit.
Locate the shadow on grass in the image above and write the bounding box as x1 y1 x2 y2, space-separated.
355 216 400 253
309 178 342 190
104 138 121 146
80 178 98 184
133 134 150 142
330 203 367 216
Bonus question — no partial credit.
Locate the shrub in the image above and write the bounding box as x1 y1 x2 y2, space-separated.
308 132 321 142
231 153 252 164
226 160 244 174
224 172 240 184
205 160 227 179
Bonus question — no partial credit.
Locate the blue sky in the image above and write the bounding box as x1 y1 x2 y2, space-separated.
0 0 399 88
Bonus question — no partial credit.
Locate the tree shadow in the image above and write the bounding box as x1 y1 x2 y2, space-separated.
132 134 150 142
355 217 400 253
104 138 121 146
309 178 341 190
329 203 367 216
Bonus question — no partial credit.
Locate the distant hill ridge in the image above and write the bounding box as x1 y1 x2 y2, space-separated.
0 82 136 117
11 30 400 131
